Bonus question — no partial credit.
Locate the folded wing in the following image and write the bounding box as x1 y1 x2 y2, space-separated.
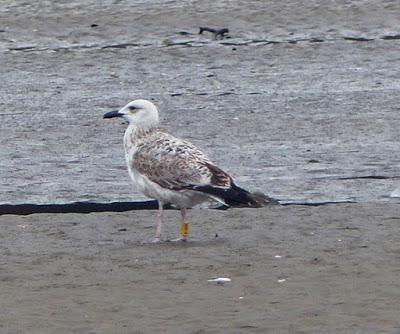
132 131 275 207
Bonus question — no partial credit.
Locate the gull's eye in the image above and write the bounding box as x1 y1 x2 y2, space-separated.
128 105 137 111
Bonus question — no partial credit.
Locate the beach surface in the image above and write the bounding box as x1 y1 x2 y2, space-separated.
1 204 400 333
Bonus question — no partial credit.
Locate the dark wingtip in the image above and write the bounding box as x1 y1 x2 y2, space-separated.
188 182 278 208
249 191 280 207
226 184 279 208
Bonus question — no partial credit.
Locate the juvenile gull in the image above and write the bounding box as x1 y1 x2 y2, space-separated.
104 99 275 242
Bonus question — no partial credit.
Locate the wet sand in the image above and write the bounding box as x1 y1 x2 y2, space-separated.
1 204 400 333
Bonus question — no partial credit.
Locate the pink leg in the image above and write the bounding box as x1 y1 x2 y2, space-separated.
181 208 187 221
152 201 164 242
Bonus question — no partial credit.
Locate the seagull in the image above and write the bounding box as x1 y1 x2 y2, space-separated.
104 99 276 242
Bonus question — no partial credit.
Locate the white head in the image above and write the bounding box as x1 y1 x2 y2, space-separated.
104 99 159 131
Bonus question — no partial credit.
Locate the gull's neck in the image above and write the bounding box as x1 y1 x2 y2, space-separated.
129 121 157 136
124 123 156 150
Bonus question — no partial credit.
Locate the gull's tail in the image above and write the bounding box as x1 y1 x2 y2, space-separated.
219 183 279 208
193 183 279 208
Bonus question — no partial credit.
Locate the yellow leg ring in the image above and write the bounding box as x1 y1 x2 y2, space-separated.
180 223 189 238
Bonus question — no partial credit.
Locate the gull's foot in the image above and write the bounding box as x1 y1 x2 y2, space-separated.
170 237 188 242
151 237 162 243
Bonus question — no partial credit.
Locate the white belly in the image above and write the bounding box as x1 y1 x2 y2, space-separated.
127 165 210 207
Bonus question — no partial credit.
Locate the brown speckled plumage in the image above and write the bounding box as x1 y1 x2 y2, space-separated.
131 129 231 191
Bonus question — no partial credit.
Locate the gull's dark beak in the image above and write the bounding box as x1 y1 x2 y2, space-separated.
103 110 123 119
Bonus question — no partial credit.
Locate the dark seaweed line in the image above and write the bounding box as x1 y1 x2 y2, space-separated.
0 200 359 216
338 175 400 180
280 200 357 206
0 201 164 216
6 34 400 52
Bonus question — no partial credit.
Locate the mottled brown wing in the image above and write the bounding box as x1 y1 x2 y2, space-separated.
202 162 232 188
131 133 231 190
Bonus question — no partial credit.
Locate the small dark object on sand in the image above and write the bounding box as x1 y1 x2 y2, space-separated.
199 27 229 40
343 36 373 42
177 31 192 36
381 34 400 40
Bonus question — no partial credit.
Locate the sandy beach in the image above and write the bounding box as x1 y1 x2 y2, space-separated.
1 204 400 333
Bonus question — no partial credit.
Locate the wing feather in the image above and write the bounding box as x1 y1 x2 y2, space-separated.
131 131 232 190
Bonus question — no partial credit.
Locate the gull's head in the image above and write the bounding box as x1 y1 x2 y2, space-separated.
103 99 159 130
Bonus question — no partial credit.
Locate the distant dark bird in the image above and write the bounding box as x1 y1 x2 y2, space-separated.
199 27 229 39
104 99 276 242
